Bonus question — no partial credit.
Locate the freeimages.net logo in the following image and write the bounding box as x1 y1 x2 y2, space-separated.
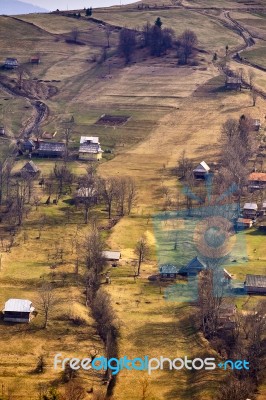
54 354 249 375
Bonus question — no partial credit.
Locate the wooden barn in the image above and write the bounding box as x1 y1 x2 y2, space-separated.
79 136 103 161
102 250 121 262
159 264 179 279
225 76 241 90
244 274 266 295
248 172 266 191
20 161 40 176
243 202 258 219
36 141 66 157
193 161 210 179
2 299 35 323
178 256 207 276
236 217 253 229
21 139 35 154
4 58 18 69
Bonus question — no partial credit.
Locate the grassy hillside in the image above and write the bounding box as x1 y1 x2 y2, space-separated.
0 3 265 400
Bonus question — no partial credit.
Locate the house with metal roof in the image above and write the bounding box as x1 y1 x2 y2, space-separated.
178 256 207 276
244 274 266 295
248 172 266 190
243 202 258 219
102 250 121 261
159 264 179 279
2 299 35 323
20 160 40 176
193 161 210 179
4 58 19 69
36 141 66 157
79 137 103 161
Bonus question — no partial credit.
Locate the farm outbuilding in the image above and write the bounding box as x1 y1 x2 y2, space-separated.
2 299 35 323
193 161 210 179
75 187 98 204
236 217 253 229
4 58 18 69
178 256 207 276
244 274 266 295
36 141 66 157
79 137 103 161
102 250 121 261
21 139 35 153
159 264 179 279
243 203 258 219
225 76 241 90
20 160 40 176
248 172 266 190
30 56 40 64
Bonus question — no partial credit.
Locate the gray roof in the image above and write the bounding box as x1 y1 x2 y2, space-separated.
159 264 179 274
193 161 210 173
179 256 207 275
3 299 34 313
80 136 99 144
21 161 39 173
102 251 121 260
38 142 65 152
245 274 266 288
79 143 103 154
243 203 258 211
5 58 18 64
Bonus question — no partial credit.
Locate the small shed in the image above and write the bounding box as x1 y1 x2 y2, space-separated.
236 217 253 229
37 141 66 157
159 264 179 279
193 161 210 179
3 299 35 323
244 274 266 295
178 256 207 276
30 56 40 64
243 203 258 219
225 76 241 90
20 160 40 176
250 119 261 132
102 250 121 262
248 172 266 190
4 58 19 69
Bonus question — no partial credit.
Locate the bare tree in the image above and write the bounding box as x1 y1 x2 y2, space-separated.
105 25 112 48
37 283 57 329
100 177 118 219
178 29 198 64
134 236 150 276
118 27 136 64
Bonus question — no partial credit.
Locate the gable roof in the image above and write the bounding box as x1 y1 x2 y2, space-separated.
3 299 34 313
38 142 65 152
243 202 258 210
178 256 207 275
193 161 210 173
79 143 103 154
21 160 39 173
245 274 266 288
102 251 121 260
248 172 266 182
80 136 99 144
159 264 179 274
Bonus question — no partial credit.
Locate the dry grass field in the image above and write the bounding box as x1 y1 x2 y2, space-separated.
0 1 265 399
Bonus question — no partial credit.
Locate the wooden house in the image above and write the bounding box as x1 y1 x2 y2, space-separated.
159 264 179 279
20 161 40 176
75 187 97 204
2 299 35 323
21 139 35 154
248 172 266 191
178 256 207 276
4 58 18 69
79 136 103 161
225 76 241 91
243 202 258 219
193 161 210 179
244 274 266 295
102 250 121 262
250 118 261 132
36 141 66 157
236 217 253 229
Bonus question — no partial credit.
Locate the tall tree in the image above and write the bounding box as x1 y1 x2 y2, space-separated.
118 28 136 64
134 236 150 276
